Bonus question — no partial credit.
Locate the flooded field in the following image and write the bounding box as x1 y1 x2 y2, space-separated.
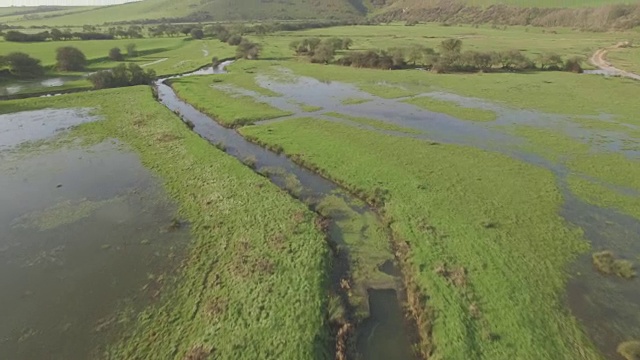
0 109 189 360
0 76 84 97
204 67 640 358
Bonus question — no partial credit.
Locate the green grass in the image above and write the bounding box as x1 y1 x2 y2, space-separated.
324 112 423 134
240 117 598 359
607 46 640 74
0 87 331 360
403 96 498 122
568 175 640 220
0 37 234 76
341 97 372 105
170 72 291 127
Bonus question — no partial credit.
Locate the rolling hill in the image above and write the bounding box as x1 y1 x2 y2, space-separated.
1 0 639 27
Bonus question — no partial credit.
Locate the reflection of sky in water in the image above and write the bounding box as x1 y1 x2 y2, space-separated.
0 108 99 151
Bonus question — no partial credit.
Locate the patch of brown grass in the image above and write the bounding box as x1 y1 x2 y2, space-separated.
617 340 640 360
183 344 213 360
592 251 636 279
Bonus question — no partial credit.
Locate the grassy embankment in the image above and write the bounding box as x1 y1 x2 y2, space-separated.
0 87 331 360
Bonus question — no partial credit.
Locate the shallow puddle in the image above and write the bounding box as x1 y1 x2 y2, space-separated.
0 76 83 96
0 111 189 359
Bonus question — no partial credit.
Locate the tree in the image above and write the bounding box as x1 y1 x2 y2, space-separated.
56 47 87 71
439 38 463 53
388 47 406 68
227 34 243 46
181 26 194 36
498 50 534 71
50 28 62 41
1 52 44 78
190 28 204 40
126 43 137 57
88 63 155 90
212 56 221 67
236 40 261 60
109 47 124 61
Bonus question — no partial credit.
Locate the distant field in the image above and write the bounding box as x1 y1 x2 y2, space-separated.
0 37 234 76
254 23 640 64
387 0 640 9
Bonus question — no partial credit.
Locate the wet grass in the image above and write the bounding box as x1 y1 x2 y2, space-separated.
618 340 640 360
324 112 423 134
170 75 292 127
0 87 331 360
341 98 372 105
568 175 640 219
403 96 498 122
240 117 599 359
592 251 636 279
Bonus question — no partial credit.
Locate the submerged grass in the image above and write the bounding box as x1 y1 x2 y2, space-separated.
592 250 636 279
324 112 423 134
617 340 640 360
170 75 291 127
1 87 331 360
403 96 498 122
239 117 599 359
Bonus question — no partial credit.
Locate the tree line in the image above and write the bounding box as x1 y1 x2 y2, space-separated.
1 45 154 90
3 26 144 42
291 37 584 73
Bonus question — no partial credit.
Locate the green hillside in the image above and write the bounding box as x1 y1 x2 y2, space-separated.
1 0 638 26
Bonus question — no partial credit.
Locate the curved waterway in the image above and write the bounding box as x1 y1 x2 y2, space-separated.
156 65 419 359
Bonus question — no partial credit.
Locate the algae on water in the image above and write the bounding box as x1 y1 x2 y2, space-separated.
12 197 124 231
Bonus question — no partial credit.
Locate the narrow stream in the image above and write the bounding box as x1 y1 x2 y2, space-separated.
156 67 418 359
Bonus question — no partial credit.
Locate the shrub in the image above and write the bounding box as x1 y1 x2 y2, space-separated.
0 52 44 78
109 47 124 61
564 56 583 73
56 46 87 71
88 63 156 90
227 34 243 46
236 40 261 60
190 28 204 40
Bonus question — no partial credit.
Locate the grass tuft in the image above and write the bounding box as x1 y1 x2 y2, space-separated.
592 251 636 279
617 340 640 360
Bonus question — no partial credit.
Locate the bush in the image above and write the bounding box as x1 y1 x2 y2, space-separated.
56 46 87 71
88 63 156 90
0 52 44 78
227 34 243 46
190 28 204 40
564 56 583 73
3 30 49 42
236 40 261 60
109 47 124 61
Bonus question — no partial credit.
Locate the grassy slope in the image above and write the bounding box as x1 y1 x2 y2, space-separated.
0 87 330 360
385 0 640 10
239 117 597 359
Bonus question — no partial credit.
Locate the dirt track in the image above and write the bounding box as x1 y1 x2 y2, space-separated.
590 43 640 81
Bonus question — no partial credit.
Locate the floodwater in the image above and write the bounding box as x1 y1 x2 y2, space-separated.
0 110 189 359
0 76 83 96
185 66 640 358
156 75 418 359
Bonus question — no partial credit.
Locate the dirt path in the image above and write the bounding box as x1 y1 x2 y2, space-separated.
590 43 640 81
141 58 168 68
